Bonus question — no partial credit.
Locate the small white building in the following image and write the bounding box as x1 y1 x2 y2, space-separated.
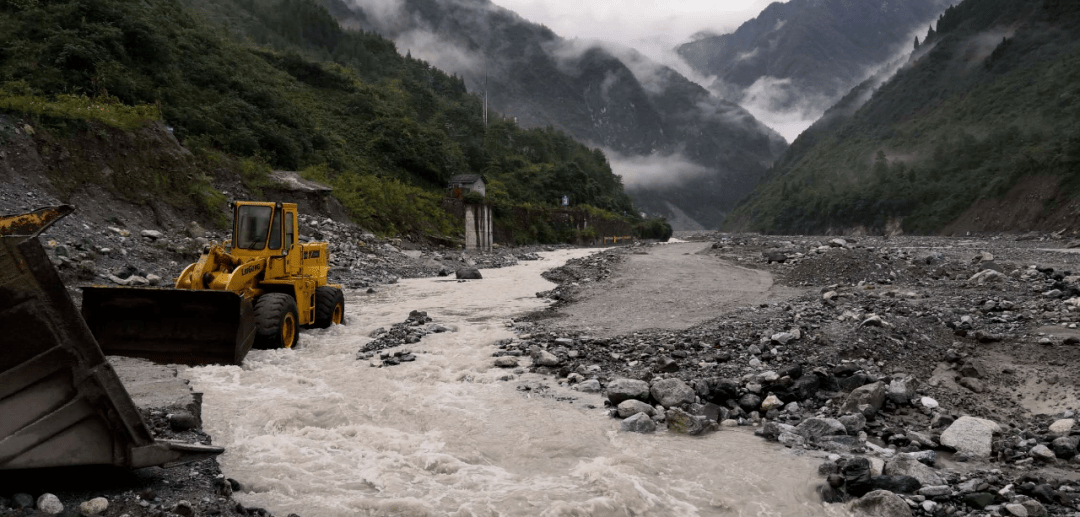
448 174 485 198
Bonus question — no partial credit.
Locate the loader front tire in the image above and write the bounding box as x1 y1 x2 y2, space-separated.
254 293 299 349
313 286 345 328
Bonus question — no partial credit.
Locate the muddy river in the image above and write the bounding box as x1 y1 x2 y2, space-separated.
184 249 846 516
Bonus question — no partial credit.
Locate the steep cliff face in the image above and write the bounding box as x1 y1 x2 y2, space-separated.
727 0 1080 235
326 0 787 228
676 0 949 138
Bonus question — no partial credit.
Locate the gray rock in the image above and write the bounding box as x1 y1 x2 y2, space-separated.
79 497 108 516
1004 503 1029 517
918 485 951 497
871 475 921 494
899 450 937 466
760 394 783 411
617 399 656 419
778 432 806 448
666 408 707 435
535 350 561 366
1049 418 1075 434
883 456 945 487
960 359 988 378
168 411 198 431
494 357 519 368
838 413 867 434
650 377 696 408
141 229 163 240
455 267 482 279
146 274 163 286
860 315 884 327
620 412 656 433
703 402 729 422
841 382 885 413
771 332 796 345
12 494 33 509
1029 444 1056 462
606 378 651 405
849 490 912 517
885 375 917 404
794 417 847 439
738 393 762 413
958 377 985 393
575 379 602 393
1051 435 1079 459
940 416 997 458
36 494 63 515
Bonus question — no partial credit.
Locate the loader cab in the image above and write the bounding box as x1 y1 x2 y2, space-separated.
231 201 301 279
232 202 298 253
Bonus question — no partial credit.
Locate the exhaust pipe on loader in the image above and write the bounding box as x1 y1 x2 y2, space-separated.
0 206 223 470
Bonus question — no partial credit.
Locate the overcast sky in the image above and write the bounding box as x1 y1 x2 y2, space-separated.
489 0 777 62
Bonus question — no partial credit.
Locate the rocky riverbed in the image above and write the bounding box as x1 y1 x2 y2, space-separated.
509 235 1080 517
0 192 563 517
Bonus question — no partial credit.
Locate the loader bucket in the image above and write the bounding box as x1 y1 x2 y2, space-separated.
0 207 223 470
81 288 256 366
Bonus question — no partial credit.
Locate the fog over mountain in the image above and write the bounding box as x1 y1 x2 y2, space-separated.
676 0 951 141
325 0 787 229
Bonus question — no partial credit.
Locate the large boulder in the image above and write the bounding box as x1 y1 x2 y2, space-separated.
666 408 708 435
650 378 696 408
794 417 847 440
842 458 874 497
940 416 999 459
883 456 945 487
1049 419 1076 435
849 490 913 517
455 267 483 279
870 475 921 494
706 377 740 403
606 378 651 406
617 399 656 419
1051 435 1079 459
885 375 918 404
841 382 886 413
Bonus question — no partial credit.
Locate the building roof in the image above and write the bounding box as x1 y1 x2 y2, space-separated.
448 174 483 184
270 170 332 193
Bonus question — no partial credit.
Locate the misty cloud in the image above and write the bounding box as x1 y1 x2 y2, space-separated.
604 149 713 189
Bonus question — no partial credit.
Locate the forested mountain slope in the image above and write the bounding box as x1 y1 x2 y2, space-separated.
306 0 787 229
676 0 949 135
0 0 638 238
727 0 1080 235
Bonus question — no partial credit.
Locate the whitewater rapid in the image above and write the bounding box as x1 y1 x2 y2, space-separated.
184 248 845 516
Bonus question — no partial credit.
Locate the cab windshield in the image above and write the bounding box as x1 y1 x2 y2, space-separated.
235 205 273 250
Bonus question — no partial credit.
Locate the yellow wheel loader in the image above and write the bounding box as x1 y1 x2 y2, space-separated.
81 201 346 366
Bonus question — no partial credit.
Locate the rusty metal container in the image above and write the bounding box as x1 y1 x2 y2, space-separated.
0 206 223 469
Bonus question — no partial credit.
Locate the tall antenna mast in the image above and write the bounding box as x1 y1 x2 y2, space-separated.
483 61 489 127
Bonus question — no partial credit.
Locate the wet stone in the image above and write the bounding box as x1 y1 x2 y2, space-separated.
620 412 656 433
617 399 656 419
606 378 650 405
650 377 695 408
665 408 707 435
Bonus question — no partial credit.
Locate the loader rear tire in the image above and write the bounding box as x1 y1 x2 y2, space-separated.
254 293 299 349
313 286 345 328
